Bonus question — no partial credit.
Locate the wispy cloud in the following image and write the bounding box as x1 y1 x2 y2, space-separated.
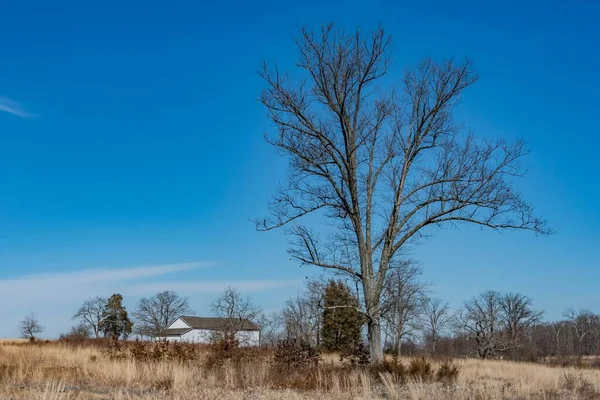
0 97 33 118
0 262 208 304
127 279 299 296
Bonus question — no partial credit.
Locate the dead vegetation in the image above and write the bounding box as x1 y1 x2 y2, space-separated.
0 340 599 399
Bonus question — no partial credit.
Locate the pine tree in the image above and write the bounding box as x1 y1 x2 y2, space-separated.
100 294 133 340
321 280 363 353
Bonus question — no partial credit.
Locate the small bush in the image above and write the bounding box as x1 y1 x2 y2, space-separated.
562 372 579 391
273 338 320 367
561 371 596 396
370 359 406 382
340 341 370 366
408 357 433 381
436 359 460 384
205 336 242 368
129 339 150 362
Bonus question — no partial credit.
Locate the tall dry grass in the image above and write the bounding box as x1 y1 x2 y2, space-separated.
0 341 599 399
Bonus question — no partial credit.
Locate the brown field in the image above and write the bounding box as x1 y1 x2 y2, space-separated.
0 341 599 399
0 338 30 344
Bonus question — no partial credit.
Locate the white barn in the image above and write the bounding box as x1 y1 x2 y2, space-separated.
161 316 260 346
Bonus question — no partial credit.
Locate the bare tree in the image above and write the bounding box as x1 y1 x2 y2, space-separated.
551 321 565 356
282 279 326 345
19 313 44 340
500 292 543 348
256 24 550 362
73 296 106 338
133 290 194 338
282 293 321 345
60 323 91 340
381 261 428 356
458 290 510 359
211 287 262 340
564 307 594 357
257 311 284 346
421 297 453 356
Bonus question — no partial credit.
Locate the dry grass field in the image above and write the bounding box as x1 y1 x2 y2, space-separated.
0 341 599 399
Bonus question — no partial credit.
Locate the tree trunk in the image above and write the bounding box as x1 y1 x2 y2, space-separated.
364 278 384 364
368 315 384 363
395 316 403 358
394 333 402 358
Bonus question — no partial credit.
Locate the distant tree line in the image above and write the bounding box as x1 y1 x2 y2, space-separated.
19 278 600 365
278 274 600 362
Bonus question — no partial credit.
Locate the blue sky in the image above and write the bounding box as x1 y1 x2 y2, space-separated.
0 0 598 337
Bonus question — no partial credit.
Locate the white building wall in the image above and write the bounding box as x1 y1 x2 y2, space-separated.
236 330 260 347
167 318 190 329
164 328 260 346
180 329 213 343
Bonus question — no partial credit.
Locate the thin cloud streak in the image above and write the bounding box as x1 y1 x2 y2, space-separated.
0 262 209 306
127 279 300 296
0 97 34 118
2 261 209 287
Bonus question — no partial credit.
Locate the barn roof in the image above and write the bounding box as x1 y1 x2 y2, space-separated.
161 328 192 336
180 316 260 331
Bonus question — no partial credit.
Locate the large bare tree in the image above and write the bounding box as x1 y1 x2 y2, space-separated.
73 296 106 338
257 24 550 362
133 290 194 338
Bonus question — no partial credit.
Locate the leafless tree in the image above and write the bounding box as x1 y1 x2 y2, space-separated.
458 290 510 359
19 313 44 340
61 323 91 340
381 261 428 356
257 311 284 346
500 292 543 347
551 321 565 356
73 296 106 338
282 279 325 345
421 297 453 356
211 287 262 339
564 307 594 357
133 290 194 338
256 24 550 362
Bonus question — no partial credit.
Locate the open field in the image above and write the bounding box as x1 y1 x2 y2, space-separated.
0 339 30 345
0 341 599 399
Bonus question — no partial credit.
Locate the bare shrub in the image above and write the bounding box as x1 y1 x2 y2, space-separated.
205 336 242 368
370 359 406 382
561 371 597 397
340 341 370 366
436 359 460 384
408 357 433 381
273 338 320 368
101 339 204 363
